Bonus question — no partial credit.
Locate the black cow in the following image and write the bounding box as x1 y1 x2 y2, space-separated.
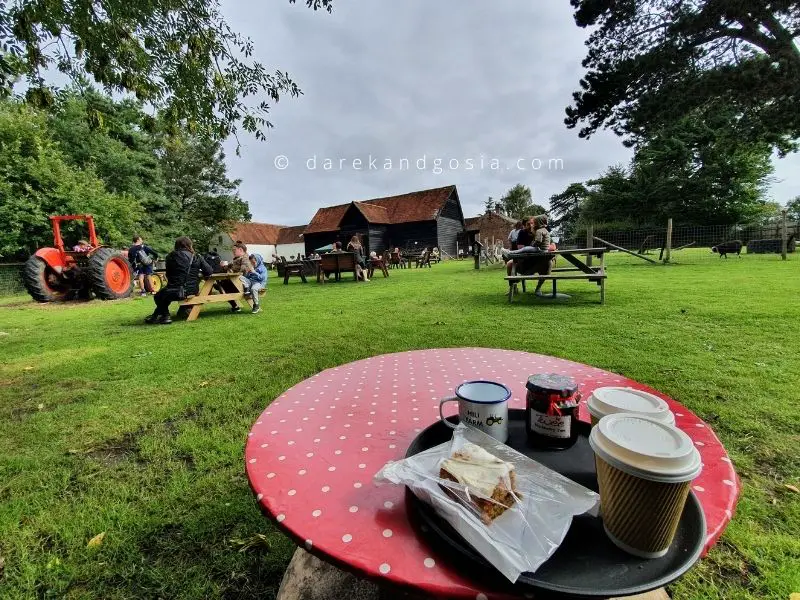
711 240 743 258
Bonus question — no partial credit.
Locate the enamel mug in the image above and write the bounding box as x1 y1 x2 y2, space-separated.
439 380 511 442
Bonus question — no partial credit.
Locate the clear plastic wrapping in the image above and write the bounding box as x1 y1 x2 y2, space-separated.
374 424 600 583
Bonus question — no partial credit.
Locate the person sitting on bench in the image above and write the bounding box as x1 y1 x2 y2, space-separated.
220 241 254 312
242 254 267 314
145 236 212 325
503 215 553 295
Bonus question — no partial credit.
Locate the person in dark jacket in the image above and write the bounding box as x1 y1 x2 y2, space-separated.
128 235 159 296
145 236 212 324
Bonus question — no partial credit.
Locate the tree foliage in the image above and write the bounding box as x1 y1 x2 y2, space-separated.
566 0 800 155
0 101 141 257
0 89 249 258
0 0 333 148
499 184 547 221
551 111 775 230
161 135 250 250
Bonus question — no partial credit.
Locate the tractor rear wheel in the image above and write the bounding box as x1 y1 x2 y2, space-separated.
88 248 133 300
23 255 69 302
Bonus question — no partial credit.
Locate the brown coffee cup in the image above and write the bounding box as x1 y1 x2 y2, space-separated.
589 414 702 558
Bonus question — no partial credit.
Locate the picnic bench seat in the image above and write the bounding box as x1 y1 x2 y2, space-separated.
319 252 359 283
176 273 265 321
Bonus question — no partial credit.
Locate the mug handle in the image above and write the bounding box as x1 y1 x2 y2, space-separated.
439 396 459 429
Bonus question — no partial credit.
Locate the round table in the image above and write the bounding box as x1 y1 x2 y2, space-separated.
245 349 739 599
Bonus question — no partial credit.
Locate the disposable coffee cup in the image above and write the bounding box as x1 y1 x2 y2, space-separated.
589 414 702 558
587 387 675 427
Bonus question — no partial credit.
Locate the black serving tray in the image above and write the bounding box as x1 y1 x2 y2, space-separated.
404 409 706 599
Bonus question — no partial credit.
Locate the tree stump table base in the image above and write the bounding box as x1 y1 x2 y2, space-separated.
276 549 670 600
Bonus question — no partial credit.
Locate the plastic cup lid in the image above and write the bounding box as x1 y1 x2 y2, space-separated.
587 387 673 423
589 414 702 483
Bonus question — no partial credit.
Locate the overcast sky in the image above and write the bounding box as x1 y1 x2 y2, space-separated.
219 0 799 226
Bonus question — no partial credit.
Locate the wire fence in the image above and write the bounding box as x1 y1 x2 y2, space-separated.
558 218 798 265
0 263 25 296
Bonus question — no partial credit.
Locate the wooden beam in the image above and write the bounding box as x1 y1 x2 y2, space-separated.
594 236 660 264
664 218 673 263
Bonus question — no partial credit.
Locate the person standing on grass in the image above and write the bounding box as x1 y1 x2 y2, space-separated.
146 236 212 325
242 254 267 314
128 235 159 296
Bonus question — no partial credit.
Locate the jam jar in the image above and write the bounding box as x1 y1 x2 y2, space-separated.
525 373 581 450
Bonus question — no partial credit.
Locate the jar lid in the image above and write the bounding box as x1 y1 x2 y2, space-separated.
589 414 702 483
587 387 673 424
526 373 578 397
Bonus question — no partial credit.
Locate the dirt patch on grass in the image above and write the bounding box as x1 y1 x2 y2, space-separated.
81 433 141 467
709 538 760 591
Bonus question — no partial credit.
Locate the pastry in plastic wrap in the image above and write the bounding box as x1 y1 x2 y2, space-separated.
439 441 521 524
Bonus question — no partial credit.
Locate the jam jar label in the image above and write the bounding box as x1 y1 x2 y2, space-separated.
530 409 571 439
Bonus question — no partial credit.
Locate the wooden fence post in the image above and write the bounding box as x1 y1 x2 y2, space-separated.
665 218 673 263
781 209 788 260
586 223 594 267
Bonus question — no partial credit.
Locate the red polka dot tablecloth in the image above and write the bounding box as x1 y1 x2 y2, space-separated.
245 349 739 599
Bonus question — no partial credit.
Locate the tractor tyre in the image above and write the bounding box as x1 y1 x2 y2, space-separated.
87 248 133 300
22 255 69 302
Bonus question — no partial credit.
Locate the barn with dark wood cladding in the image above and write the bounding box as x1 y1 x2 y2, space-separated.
302 185 468 257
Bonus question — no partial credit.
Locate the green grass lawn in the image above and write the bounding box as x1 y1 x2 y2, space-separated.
1 255 799 600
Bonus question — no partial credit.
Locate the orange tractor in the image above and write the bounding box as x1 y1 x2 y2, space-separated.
23 215 134 302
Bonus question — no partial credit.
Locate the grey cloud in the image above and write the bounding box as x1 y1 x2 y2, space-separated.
222 0 787 226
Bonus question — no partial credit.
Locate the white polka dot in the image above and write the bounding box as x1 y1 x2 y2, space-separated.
695 423 705 428
353 482 362 488
361 447 369 452
306 452 314 458
312 510 322 517
267 472 276 479
320 426 326 430
344 424 351 428
314 438 321 443
305 539 313 550
288 489 296 496
382 529 392 538
276 514 286 522
693 486 705 492
379 563 391 574
384 501 394 509
260 443 268 448
322 486 330 492
389 430 396 435
358 463 366 469
424 557 435 568
248 458 256 464
334 450 343 455
342 534 352 543
278 456 286 461
349 506 359 513
389 444 396 449
723 479 734 486
365 434 372 438
694 441 705 446
339 436 346 441
256 493 263 501
298 469 307 475
288 441 295 446
328 466 336 472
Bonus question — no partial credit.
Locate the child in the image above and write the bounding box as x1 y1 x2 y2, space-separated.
242 254 267 314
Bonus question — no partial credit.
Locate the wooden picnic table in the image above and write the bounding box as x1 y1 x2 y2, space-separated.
177 272 262 321
506 247 608 304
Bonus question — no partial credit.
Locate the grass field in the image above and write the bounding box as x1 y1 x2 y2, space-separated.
1 255 799 600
